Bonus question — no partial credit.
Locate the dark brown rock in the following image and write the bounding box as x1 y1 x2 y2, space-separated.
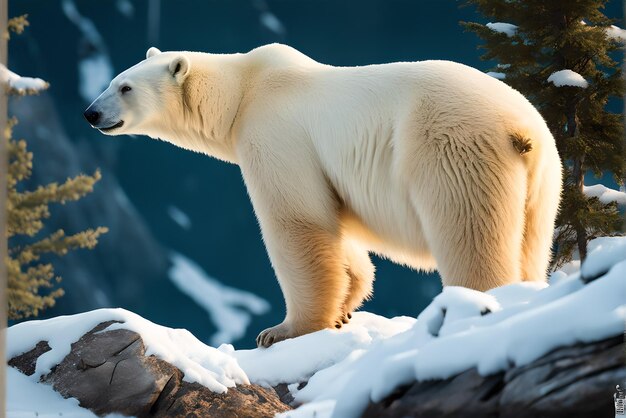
364 336 625 418
10 321 291 418
274 383 296 405
8 340 51 376
159 382 289 418
43 321 178 416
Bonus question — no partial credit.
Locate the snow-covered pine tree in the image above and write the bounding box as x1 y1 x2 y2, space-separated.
462 0 625 267
5 15 108 319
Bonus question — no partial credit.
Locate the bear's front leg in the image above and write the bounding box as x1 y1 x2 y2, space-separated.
255 217 351 347
239 139 351 347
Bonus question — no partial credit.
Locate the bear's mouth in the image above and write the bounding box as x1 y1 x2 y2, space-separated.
99 120 124 132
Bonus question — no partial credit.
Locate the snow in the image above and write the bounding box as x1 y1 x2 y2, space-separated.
253 0 286 36
231 313 415 386
260 12 286 36
547 69 589 88
168 252 270 345
8 236 626 418
486 71 506 80
550 259 580 285
486 22 517 37
606 25 626 42
581 236 626 280
7 367 98 418
580 20 626 43
167 205 192 229
62 0 114 102
115 0 134 18
1 65 48 94
7 308 249 394
583 183 626 205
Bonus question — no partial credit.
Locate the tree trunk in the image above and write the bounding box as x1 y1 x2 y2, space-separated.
572 155 588 261
0 0 8 414
566 98 588 261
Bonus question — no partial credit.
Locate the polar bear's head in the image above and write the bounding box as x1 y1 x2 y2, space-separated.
84 47 190 138
85 47 244 161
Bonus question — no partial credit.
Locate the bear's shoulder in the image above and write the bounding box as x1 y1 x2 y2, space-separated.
247 43 322 69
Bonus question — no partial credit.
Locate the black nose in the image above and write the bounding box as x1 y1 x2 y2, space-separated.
84 109 100 125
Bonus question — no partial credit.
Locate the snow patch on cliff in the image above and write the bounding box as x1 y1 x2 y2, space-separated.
169 252 270 345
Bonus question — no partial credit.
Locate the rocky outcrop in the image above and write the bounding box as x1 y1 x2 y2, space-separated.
9 322 291 418
363 336 625 418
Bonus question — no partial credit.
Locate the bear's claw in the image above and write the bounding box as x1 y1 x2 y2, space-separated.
256 322 298 348
256 315 352 347
338 310 352 325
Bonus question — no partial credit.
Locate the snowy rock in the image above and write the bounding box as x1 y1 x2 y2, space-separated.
276 241 626 418
363 336 624 418
547 70 589 88
8 320 291 418
8 236 625 418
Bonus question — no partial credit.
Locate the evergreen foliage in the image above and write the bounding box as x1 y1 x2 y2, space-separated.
6 16 107 319
462 0 625 267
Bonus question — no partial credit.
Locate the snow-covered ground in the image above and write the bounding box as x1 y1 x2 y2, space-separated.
7 367 127 418
6 236 626 418
7 367 98 418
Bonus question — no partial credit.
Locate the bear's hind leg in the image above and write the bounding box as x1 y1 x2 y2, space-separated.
520 152 562 281
342 239 375 320
411 135 527 291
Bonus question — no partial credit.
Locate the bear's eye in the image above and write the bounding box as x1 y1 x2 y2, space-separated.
120 86 132 94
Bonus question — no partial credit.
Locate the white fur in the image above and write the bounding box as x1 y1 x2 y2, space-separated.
87 44 562 347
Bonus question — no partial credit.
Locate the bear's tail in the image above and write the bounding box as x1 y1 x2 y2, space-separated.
510 132 533 156
515 127 562 281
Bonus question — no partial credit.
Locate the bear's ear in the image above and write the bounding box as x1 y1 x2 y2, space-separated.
146 47 161 59
169 56 190 84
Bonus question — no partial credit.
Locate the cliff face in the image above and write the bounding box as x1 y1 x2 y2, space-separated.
11 92 171 314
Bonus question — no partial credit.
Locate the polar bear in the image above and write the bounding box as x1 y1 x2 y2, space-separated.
84 44 562 347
